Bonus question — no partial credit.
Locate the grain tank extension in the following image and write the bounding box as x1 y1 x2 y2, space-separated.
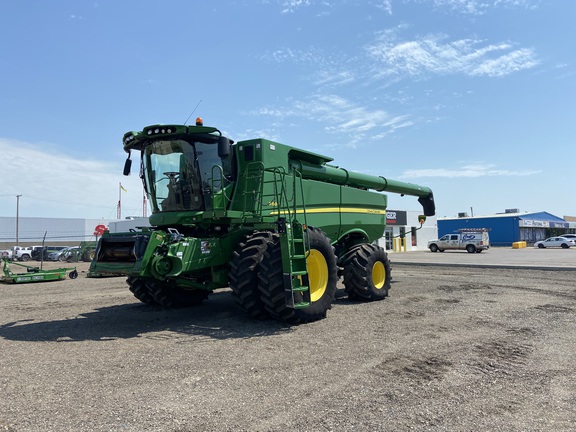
90 119 435 324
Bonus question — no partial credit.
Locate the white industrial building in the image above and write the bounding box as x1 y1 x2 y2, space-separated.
376 210 438 252
0 216 149 249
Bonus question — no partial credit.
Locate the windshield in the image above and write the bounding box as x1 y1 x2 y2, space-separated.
142 139 226 213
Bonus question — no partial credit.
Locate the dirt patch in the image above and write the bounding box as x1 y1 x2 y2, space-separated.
1 265 576 431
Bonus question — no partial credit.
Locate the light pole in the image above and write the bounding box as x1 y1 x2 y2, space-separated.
16 194 22 245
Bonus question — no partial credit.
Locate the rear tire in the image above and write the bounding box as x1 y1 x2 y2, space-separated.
343 244 391 301
258 227 337 324
561 243 569 249
82 250 95 262
229 231 276 319
466 245 476 253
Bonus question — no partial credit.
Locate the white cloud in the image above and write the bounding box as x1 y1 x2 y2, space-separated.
420 0 541 15
296 94 412 134
0 138 145 219
281 0 312 13
246 94 414 148
313 70 356 87
366 32 539 79
375 0 393 14
399 163 541 178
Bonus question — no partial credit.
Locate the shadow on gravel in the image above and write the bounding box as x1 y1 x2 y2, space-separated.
0 290 292 342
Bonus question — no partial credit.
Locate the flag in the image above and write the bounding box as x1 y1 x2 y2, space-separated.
120 183 127 192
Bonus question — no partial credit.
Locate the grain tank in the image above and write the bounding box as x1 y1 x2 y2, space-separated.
90 119 435 323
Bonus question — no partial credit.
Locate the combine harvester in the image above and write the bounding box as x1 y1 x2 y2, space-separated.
90 118 435 323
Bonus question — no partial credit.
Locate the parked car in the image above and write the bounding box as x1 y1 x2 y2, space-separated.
560 234 576 240
38 246 69 261
47 246 78 261
534 237 576 249
31 245 49 260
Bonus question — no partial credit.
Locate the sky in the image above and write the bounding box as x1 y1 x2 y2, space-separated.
1 0 574 221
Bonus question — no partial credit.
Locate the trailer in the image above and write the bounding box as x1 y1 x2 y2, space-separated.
1 258 78 284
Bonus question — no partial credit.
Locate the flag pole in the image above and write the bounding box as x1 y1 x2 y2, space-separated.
117 182 122 219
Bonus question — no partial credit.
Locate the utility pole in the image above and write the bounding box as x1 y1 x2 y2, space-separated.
16 194 22 245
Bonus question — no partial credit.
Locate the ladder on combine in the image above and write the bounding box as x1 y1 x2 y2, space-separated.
240 163 311 309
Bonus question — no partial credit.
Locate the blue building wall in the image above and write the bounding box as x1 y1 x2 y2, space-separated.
438 212 568 247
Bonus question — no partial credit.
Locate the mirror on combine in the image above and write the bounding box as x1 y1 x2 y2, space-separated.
123 158 132 176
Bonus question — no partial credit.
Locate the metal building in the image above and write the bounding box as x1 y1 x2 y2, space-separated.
376 210 438 251
0 216 118 249
438 211 570 247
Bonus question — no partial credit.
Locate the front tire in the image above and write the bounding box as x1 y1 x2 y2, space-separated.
343 244 391 301
258 227 338 324
429 244 438 252
538 244 545 249
148 280 210 307
127 276 159 305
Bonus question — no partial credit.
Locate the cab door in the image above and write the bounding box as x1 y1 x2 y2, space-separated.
449 234 460 248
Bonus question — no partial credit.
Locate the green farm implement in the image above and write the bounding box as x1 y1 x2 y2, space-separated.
90 118 435 323
2 258 78 284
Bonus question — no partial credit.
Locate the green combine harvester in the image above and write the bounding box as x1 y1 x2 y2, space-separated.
90 118 435 323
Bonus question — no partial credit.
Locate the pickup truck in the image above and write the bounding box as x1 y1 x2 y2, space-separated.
428 230 490 253
12 246 36 261
1 249 13 260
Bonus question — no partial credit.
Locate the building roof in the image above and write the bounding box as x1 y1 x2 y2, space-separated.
439 211 566 223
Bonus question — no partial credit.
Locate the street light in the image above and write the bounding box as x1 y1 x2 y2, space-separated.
16 194 22 246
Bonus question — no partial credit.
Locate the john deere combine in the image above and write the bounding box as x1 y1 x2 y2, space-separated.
90 119 435 323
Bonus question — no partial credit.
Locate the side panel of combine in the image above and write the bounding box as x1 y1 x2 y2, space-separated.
339 186 387 242
295 179 341 241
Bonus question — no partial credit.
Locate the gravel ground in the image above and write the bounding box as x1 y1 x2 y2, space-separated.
1 261 575 431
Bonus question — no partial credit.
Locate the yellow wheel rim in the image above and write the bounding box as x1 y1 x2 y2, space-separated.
372 261 386 289
307 249 328 302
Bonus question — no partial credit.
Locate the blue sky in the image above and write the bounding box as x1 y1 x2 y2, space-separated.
1 0 574 221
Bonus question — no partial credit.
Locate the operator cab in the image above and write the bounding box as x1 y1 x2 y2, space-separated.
142 137 232 213
122 121 234 215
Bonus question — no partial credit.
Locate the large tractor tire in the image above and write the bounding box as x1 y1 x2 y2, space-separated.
82 250 96 262
127 276 159 306
258 227 338 324
148 280 210 307
229 231 277 319
343 243 391 301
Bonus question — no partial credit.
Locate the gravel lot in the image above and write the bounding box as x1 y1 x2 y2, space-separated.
1 259 576 431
